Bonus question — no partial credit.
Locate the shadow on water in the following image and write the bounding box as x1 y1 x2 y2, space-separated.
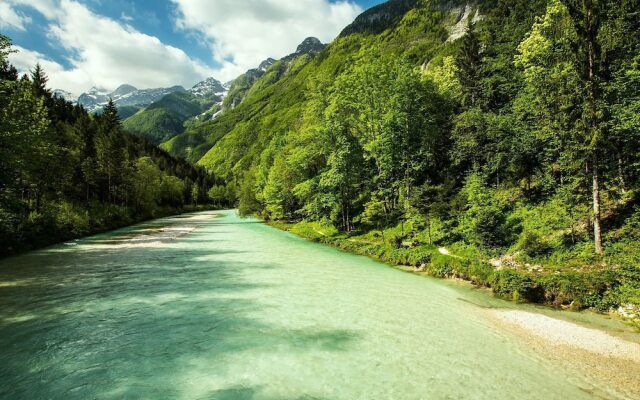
0 222 361 399
204 386 331 400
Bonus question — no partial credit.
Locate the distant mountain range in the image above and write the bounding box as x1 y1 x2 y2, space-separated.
75 85 184 113
54 77 231 114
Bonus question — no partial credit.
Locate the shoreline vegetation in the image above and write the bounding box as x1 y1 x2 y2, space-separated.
268 219 640 329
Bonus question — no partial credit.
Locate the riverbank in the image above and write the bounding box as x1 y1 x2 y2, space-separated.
0 204 217 258
487 309 640 398
268 219 640 329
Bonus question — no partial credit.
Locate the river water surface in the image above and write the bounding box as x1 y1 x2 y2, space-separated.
0 210 635 399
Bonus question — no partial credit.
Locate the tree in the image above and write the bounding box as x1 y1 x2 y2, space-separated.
30 63 51 99
317 119 365 232
0 35 18 81
455 21 483 108
95 99 126 204
516 0 618 254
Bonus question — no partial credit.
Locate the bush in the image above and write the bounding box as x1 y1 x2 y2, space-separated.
492 270 543 302
428 253 455 278
516 231 552 257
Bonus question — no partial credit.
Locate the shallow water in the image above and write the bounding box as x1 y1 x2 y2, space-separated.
0 210 632 399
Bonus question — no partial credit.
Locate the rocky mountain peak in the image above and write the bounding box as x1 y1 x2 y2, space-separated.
296 37 324 54
258 58 277 72
190 77 226 97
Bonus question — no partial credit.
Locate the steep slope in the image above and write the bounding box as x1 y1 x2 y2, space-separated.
180 0 463 175
223 58 276 110
161 37 328 162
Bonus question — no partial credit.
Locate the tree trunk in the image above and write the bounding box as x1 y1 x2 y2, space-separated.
427 210 432 245
592 158 603 255
618 153 626 192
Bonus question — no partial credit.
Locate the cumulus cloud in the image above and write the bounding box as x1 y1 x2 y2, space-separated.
6 0 215 95
171 0 362 81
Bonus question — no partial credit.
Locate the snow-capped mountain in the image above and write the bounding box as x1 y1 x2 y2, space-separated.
53 89 77 103
188 77 230 122
75 84 185 112
189 77 227 98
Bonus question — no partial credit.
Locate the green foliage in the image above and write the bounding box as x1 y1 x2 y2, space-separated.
458 174 515 248
4 1 640 316
515 231 552 257
123 91 213 144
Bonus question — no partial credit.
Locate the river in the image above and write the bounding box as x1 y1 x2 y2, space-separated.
0 210 637 399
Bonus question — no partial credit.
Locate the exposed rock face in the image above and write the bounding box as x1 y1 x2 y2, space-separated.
447 3 483 42
282 37 326 61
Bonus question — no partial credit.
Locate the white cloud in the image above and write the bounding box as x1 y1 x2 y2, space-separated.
171 0 362 81
0 2 32 31
8 46 65 78
7 0 59 20
6 0 215 95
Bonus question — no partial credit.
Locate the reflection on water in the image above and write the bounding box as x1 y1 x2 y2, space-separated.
0 210 631 399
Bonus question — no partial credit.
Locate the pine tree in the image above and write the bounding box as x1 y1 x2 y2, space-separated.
30 63 51 98
455 21 483 108
102 98 121 130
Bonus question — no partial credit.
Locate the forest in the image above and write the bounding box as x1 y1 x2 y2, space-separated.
174 0 639 314
0 35 223 257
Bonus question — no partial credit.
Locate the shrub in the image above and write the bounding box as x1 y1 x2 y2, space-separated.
428 253 455 278
492 270 543 302
516 231 552 257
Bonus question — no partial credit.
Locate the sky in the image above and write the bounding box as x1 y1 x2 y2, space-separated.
1 0 385 95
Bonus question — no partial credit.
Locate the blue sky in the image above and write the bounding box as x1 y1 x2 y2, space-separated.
1 0 385 94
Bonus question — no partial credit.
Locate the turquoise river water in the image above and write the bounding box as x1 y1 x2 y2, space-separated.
0 210 635 399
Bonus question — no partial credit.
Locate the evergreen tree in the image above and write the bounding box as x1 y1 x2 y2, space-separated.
30 63 51 99
455 21 483 108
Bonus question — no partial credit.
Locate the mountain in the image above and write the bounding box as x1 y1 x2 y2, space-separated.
222 58 277 110
339 0 421 36
158 36 328 161
189 77 227 98
122 77 227 144
281 37 326 62
52 89 77 103
76 84 185 113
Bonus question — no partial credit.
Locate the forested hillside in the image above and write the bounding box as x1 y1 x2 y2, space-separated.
164 0 639 315
123 91 218 144
0 36 223 256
